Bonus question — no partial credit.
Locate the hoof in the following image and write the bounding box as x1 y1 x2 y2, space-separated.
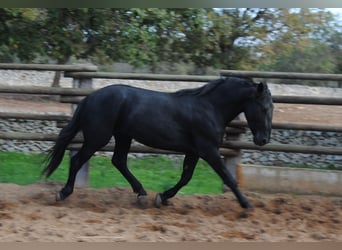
155 193 169 208
55 191 63 201
55 190 68 201
245 205 254 211
222 184 230 193
242 202 254 210
155 193 163 208
137 195 148 208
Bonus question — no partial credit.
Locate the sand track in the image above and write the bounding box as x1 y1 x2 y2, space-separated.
0 182 341 242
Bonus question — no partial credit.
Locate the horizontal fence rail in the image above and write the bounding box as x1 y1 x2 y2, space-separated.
0 85 93 96
64 72 219 82
1 111 342 133
0 85 342 105
0 112 70 121
223 141 342 156
1 131 341 156
220 70 342 81
60 95 342 105
0 131 238 157
229 120 342 133
271 95 342 105
0 63 98 72
1 85 341 105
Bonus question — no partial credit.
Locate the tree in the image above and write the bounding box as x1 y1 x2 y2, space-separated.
261 42 336 73
38 9 114 86
0 8 43 62
257 9 335 69
326 28 342 74
1 8 340 81
101 9 208 72
196 8 274 70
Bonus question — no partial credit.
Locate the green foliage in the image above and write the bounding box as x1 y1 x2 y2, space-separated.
0 8 341 75
259 41 337 75
327 29 342 74
257 8 341 75
0 8 43 62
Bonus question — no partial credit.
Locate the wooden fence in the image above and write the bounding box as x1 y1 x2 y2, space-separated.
1 64 342 187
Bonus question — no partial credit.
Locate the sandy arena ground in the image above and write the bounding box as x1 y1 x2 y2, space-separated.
1 81 341 242
0 182 341 242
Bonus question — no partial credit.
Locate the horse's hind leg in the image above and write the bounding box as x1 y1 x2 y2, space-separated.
155 154 199 207
57 143 97 201
112 135 147 206
57 129 111 201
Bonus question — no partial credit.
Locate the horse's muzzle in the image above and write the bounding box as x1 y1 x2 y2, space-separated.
253 136 269 146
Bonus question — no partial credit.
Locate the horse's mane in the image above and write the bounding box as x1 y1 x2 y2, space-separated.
172 77 255 97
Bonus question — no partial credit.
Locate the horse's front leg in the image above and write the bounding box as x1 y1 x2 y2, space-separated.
200 148 252 209
155 154 199 207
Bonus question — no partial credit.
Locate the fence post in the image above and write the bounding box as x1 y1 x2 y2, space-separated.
223 115 243 192
72 77 93 187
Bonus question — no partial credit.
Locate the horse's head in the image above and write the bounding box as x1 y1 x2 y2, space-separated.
244 82 273 146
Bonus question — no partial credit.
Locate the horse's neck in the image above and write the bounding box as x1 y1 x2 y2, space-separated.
206 84 255 124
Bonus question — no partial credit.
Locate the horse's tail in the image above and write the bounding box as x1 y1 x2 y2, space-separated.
42 99 85 178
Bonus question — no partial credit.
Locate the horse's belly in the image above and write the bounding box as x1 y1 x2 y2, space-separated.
133 131 186 151
129 125 191 153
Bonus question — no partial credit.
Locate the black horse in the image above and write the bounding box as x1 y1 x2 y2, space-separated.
42 77 273 209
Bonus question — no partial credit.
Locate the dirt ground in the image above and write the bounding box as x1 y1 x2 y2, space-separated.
0 96 72 114
0 182 341 242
